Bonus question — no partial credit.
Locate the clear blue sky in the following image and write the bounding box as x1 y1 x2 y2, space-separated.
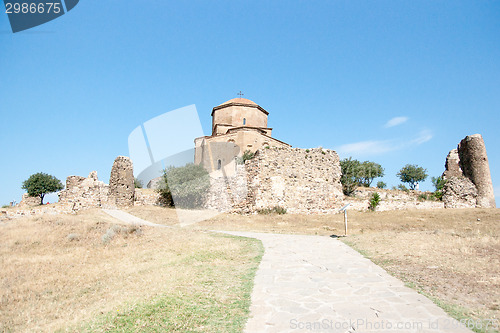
1 1 499 205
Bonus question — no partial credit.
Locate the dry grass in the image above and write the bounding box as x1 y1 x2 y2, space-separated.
125 205 179 226
0 209 262 332
195 208 500 328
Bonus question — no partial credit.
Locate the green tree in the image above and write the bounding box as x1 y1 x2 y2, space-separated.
431 176 447 200
340 157 362 196
396 164 428 190
22 172 64 205
157 163 210 209
358 161 384 187
376 181 387 189
340 158 385 195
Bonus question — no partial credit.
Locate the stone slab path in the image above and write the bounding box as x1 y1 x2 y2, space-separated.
222 231 472 333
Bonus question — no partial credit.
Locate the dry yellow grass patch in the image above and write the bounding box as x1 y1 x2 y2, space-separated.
125 205 179 226
0 208 260 332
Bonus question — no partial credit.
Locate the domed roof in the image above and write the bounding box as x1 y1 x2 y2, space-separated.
218 98 258 106
212 97 268 116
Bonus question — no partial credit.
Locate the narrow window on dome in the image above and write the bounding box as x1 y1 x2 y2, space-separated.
243 118 246 125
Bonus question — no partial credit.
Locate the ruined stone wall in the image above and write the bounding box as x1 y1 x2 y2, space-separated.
18 193 42 207
205 164 249 212
442 134 496 208
244 147 344 213
58 171 109 211
57 157 136 212
345 187 444 211
134 188 165 206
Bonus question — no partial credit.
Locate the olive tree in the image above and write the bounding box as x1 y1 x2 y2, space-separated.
22 172 64 205
396 164 428 190
358 161 384 187
340 158 385 196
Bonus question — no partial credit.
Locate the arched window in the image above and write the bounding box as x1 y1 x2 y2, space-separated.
243 118 246 125
217 159 221 170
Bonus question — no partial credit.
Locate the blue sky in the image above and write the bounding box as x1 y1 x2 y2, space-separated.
1 1 499 205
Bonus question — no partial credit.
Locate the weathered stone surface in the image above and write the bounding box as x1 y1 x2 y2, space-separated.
205 164 249 212
442 176 478 209
65 175 86 190
345 187 444 211
58 171 109 211
108 156 135 208
147 176 164 189
457 134 496 208
247 147 344 213
18 193 41 207
204 147 344 214
442 134 496 208
443 149 462 179
134 188 165 206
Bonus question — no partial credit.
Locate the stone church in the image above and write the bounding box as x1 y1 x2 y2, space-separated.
194 97 290 174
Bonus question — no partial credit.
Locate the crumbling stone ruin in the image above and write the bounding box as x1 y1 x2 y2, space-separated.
58 171 109 211
18 193 42 207
205 147 344 214
108 156 135 207
58 156 135 211
442 134 496 208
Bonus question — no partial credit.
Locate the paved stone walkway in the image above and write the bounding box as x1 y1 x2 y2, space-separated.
222 231 472 333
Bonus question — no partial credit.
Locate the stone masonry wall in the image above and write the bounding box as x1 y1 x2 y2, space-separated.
244 147 344 214
205 164 249 212
134 188 165 206
345 187 444 211
58 171 109 211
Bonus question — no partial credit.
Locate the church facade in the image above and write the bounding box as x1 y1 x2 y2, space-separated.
194 98 290 174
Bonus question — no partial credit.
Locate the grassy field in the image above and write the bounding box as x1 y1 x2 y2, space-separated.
2 206 498 332
0 209 263 332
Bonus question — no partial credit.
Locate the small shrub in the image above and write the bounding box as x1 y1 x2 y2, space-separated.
236 150 255 164
397 184 409 192
418 193 428 201
67 233 80 241
2 204 10 208
376 181 387 189
257 206 287 215
305 149 310 153
134 178 143 189
101 228 116 244
433 191 444 201
101 225 142 244
431 176 447 201
369 192 381 211
321 151 326 155
264 146 270 149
